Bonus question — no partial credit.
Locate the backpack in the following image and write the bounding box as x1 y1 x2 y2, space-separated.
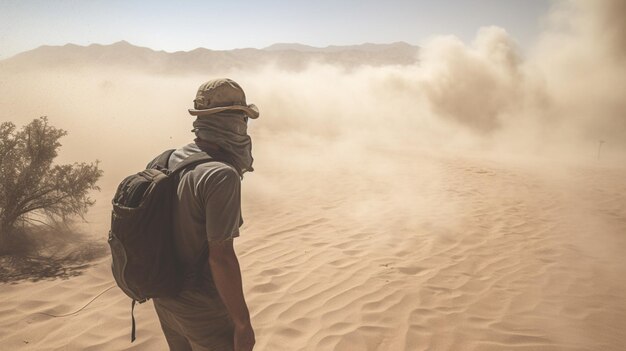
108 149 214 342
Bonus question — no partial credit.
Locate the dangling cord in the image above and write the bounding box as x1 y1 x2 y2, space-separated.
36 284 117 318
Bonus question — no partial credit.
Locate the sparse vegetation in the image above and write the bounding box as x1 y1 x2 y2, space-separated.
0 117 102 254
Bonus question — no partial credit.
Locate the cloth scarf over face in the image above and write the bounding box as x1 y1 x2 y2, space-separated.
192 111 254 176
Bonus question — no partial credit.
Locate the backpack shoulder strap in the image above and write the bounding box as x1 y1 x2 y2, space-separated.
147 149 176 170
169 152 214 175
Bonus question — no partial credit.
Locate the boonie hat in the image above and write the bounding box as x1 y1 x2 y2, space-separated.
188 78 259 119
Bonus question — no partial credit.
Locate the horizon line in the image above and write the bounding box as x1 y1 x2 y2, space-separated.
1 39 421 61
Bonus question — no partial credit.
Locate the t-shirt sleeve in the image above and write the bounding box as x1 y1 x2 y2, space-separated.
203 167 242 242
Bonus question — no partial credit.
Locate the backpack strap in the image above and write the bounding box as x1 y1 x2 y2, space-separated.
146 149 176 170
169 152 215 175
131 299 137 342
147 149 215 174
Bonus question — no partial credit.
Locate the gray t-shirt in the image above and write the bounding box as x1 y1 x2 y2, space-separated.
164 143 243 274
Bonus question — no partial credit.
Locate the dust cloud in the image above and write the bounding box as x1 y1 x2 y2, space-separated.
0 0 624 193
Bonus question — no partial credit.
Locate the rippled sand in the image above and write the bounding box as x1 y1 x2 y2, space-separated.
1 150 625 351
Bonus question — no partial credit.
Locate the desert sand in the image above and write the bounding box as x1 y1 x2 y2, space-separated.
1 146 625 350
1 2 625 349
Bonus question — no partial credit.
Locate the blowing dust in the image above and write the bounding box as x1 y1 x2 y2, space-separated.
0 0 622 242
0 2 623 183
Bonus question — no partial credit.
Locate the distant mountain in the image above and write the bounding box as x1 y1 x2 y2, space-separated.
264 42 416 53
0 41 419 73
263 43 324 52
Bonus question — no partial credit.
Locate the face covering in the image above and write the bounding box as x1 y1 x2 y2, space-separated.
192 111 254 176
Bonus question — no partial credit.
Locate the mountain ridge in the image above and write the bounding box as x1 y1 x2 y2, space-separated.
1 40 420 73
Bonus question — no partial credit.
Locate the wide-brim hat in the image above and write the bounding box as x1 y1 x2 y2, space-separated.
188 78 259 119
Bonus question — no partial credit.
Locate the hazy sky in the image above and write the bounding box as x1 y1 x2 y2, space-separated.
0 0 551 59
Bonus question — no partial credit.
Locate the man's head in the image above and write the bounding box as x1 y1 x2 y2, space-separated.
190 78 258 176
188 78 259 119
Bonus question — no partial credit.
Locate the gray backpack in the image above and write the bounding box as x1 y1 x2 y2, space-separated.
108 149 214 341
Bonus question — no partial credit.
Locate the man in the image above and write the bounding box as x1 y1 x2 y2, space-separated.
151 78 258 351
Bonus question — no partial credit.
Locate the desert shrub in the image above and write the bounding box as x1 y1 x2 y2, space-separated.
0 117 102 254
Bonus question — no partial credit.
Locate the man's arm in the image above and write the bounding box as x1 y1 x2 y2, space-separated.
208 239 255 351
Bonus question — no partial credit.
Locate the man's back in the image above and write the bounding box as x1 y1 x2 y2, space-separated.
167 143 242 280
152 142 245 350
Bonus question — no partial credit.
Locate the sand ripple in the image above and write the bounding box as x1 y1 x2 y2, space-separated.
1 154 625 350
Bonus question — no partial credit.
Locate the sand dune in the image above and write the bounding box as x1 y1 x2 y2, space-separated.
1 148 625 350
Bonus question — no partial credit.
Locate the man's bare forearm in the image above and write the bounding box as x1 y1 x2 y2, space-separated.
208 240 251 327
